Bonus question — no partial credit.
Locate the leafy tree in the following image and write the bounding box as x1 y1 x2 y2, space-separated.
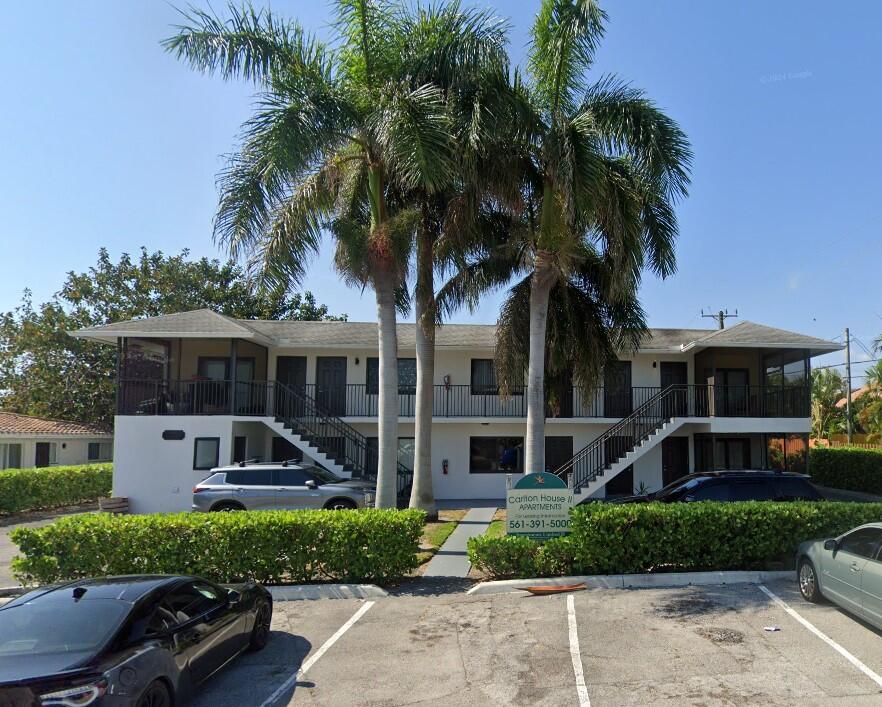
811 368 846 439
0 248 343 426
165 2 471 507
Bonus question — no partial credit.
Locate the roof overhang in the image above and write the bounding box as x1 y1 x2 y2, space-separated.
69 330 273 346
680 341 843 358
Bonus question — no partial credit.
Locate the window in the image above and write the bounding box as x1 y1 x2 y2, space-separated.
765 434 808 473
87 441 112 462
366 358 417 395
712 438 751 470
470 437 523 473
365 437 415 476
730 480 775 501
157 581 225 627
838 528 882 560
193 437 220 470
775 478 820 501
276 468 313 486
471 359 497 395
224 468 273 485
0 443 22 470
691 482 730 501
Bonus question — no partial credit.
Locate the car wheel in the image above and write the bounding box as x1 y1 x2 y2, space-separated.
249 600 272 651
136 680 172 707
211 502 244 512
326 499 357 510
798 558 822 603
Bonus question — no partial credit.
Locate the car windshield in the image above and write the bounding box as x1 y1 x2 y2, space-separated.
308 467 344 484
652 477 705 501
0 599 129 656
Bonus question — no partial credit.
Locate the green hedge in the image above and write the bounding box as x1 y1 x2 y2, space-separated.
810 447 882 494
11 509 426 585
468 501 882 579
0 464 113 514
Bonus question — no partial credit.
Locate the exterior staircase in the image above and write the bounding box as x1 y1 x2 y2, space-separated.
267 381 413 504
553 385 690 502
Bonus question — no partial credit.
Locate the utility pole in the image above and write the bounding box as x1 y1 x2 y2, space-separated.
845 327 853 444
702 308 739 330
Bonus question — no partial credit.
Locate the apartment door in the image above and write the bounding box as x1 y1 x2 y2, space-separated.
276 356 307 416
35 442 51 468
717 369 749 416
545 436 574 474
316 357 347 415
662 437 690 486
660 362 688 416
604 361 632 417
546 372 574 418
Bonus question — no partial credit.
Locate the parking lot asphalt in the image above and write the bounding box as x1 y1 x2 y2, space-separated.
190 578 882 707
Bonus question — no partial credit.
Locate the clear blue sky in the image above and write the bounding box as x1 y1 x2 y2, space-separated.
2 1 880 378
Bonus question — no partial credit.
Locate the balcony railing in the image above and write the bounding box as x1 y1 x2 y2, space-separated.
118 379 810 419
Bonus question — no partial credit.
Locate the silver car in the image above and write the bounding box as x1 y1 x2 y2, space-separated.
797 522 882 628
192 462 376 511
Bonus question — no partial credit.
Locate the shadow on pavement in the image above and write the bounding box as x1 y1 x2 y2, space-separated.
390 576 475 597
191 631 311 707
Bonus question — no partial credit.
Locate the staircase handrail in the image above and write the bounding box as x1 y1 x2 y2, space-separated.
552 384 689 490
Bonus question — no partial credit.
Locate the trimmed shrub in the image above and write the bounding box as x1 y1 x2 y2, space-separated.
0 464 112 514
11 508 426 585
810 446 882 494
468 501 882 579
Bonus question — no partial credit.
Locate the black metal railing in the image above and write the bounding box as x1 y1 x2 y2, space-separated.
553 385 687 492
117 379 810 420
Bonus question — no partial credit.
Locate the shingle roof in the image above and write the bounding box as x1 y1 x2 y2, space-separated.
72 309 261 339
72 310 841 353
685 321 839 350
0 412 112 437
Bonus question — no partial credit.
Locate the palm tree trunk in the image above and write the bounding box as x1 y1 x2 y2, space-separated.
375 274 399 508
410 221 437 519
524 256 554 474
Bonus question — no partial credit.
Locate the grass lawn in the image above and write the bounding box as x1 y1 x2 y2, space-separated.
485 519 505 538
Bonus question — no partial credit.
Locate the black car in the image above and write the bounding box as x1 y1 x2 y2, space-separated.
0 575 272 707
611 470 822 503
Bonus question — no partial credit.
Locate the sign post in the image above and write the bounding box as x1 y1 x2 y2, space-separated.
506 472 573 540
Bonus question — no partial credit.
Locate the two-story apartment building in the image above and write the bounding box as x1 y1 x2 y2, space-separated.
73 309 840 513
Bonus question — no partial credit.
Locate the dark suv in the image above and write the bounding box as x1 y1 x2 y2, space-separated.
612 471 822 503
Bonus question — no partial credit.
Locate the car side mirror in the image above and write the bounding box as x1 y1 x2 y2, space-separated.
305 479 317 489
824 539 838 552
226 589 242 606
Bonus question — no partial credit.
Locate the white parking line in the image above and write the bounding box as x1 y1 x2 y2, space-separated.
259 600 375 707
567 594 591 707
758 584 882 688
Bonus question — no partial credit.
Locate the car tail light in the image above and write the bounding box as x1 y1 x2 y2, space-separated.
193 486 206 493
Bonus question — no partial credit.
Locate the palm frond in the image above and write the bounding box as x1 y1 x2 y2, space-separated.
577 75 692 201
368 83 455 193
528 0 606 118
162 4 326 85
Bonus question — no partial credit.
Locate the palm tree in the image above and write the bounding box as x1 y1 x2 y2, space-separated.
441 0 691 474
164 2 457 507
382 4 511 518
811 368 846 439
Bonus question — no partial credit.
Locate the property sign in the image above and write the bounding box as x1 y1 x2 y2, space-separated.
506 472 573 540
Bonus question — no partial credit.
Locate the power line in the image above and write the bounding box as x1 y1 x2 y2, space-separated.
814 359 880 371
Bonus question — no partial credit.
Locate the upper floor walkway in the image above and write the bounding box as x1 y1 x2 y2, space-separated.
117 379 811 420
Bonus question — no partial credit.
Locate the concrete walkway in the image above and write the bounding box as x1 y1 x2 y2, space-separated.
422 506 496 578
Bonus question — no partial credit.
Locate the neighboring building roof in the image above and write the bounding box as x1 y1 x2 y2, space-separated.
0 412 112 437
835 386 881 409
71 310 842 354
